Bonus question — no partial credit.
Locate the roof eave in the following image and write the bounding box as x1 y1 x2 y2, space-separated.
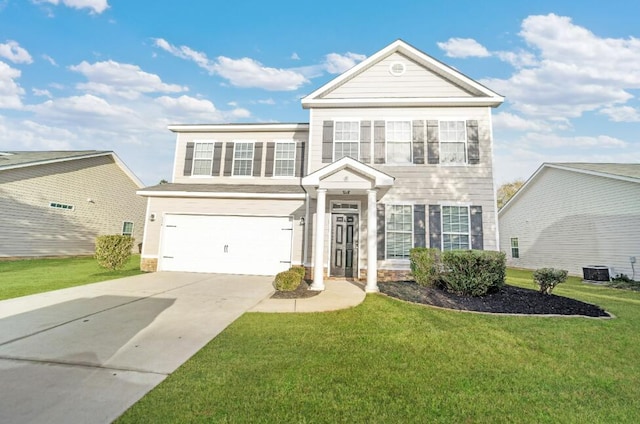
168 123 310 133
302 97 504 109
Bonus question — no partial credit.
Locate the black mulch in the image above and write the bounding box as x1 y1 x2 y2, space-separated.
379 281 610 317
271 281 320 299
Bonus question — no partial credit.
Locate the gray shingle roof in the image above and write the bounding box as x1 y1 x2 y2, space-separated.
140 183 305 194
551 163 640 180
0 151 110 170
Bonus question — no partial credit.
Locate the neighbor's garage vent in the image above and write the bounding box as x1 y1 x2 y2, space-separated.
583 266 610 282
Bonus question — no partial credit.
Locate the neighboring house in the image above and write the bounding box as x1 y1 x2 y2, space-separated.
138 40 504 292
0 151 146 258
499 163 640 278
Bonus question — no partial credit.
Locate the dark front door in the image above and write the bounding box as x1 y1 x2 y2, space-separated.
330 213 358 278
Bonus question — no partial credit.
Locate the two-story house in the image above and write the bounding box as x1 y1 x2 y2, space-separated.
137 40 504 292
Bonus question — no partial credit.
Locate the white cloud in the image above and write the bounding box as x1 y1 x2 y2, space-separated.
156 95 251 122
0 61 24 109
35 0 109 14
256 98 275 105
42 54 57 66
492 112 548 132
518 132 627 149
0 40 33 64
32 88 52 97
70 60 187 99
29 94 137 123
599 105 640 122
437 38 491 58
323 52 366 74
291 52 300 60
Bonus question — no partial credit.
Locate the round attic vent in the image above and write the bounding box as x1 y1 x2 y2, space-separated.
389 61 406 76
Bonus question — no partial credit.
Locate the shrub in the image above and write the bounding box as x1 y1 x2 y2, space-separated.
533 268 568 294
274 270 301 291
440 250 506 296
410 247 442 287
289 265 306 281
95 235 134 271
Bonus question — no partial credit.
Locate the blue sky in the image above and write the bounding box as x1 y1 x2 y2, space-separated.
1 0 638 185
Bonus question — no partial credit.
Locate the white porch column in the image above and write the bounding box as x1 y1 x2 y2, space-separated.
366 189 379 292
311 189 327 291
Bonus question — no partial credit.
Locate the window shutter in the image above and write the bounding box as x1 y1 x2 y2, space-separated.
429 205 442 250
223 142 234 176
322 121 333 163
412 120 425 164
467 120 480 165
377 204 385 260
212 142 223 176
426 120 440 165
359 121 371 163
253 142 263 177
295 141 305 177
470 205 483 249
374 120 385 164
413 204 426 247
183 142 194 176
265 142 275 177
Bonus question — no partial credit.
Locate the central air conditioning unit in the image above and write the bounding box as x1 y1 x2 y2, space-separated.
582 266 610 282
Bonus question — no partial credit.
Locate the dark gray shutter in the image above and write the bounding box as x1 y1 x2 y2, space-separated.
253 142 263 177
359 121 371 163
374 120 385 164
426 120 440 165
412 120 425 165
211 142 223 176
470 205 483 249
377 204 385 260
265 142 275 177
322 121 333 163
295 141 305 177
223 142 234 176
429 205 442 250
467 120 480 165
183 142 194 176
413 204 426 247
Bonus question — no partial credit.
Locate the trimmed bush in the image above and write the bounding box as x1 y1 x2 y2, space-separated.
533 268 568 295
440 250 506 296
95 235 134 271
289 266 306 281
410 247 442 287
274 270 301 292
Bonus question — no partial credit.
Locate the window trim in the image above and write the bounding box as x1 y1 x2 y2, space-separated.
385 204 414 260
333 120 360 161
122 221 134 236
510 237 520 258
231 140 255 177
273 140 297 178
385 119 413 164
440 204 471 251
438 120 468 166
191 141 215 176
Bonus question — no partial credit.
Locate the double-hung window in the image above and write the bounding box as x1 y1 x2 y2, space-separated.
232 142 254 176
439 121 467 164
334 121 359 160
122 221 134 236
274 141 296 177
192 142 214 175
442 206 470 250
386 121 412 163
511 237 520 258
386 205 413 259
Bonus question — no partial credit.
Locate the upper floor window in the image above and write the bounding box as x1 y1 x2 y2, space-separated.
439 121 467 165
232 142 254 176
274 141 296 177
386 205 413 259
122 221 134 236
386 121 412 164
334 121 359 161
192 142 214 175
442 205 470 250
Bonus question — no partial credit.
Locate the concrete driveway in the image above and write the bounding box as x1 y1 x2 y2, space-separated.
0 272 274 424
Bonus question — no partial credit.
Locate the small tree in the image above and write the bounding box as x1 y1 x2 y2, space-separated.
95 235 134 270
533 268 568 295
497 179 525 209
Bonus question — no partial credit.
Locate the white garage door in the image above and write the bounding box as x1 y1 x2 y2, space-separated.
159 214 293 275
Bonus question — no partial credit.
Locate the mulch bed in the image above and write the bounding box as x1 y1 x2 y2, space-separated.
379 281 610 317
271 281 320 299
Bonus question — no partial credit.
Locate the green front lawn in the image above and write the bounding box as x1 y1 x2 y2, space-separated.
117 270 640 423
0 255 143 301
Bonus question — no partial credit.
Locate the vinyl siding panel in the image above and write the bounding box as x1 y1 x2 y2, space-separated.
142 197 306 266
499 167 640 277
323 52 473 99
0 156 146 257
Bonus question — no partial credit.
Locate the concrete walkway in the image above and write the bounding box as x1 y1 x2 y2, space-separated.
250 280 366 312
0 272 274 424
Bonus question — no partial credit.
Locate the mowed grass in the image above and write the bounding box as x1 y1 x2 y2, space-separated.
117 270 640 423
0 255 143 300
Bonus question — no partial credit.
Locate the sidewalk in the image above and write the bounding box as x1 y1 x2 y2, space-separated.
249 280 366 313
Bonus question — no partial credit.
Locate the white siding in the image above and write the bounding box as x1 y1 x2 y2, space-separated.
499 167 640 277
323 52 473 99
0 156 146 257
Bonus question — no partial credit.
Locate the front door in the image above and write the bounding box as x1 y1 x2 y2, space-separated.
330 213 358 278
